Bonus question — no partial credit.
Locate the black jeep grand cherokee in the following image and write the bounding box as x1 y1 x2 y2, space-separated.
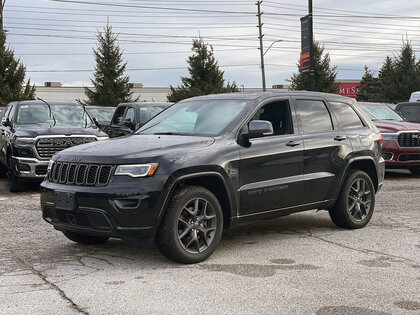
41 92 385 263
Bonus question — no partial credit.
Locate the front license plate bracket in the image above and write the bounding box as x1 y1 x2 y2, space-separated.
54 191 76 211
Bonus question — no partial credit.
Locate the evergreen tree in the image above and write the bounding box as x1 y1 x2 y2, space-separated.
392 42 419 102
356 66 379 101
376 56 397 102
81 25 136 107
289 42 338 93
167 38 238 102
0 30 35 104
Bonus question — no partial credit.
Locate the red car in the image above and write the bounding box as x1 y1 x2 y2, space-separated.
359 102 420 175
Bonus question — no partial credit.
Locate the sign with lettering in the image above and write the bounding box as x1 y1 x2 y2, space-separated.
300 15 311 73
338 83 361 98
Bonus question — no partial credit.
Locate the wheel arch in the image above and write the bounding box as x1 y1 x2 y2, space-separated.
156 171 236 231
341 157 379 193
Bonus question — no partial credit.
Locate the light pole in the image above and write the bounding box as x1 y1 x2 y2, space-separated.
259 39 283 91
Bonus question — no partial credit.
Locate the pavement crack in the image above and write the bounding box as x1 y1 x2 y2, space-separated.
8 251 88 315
295 230 416 264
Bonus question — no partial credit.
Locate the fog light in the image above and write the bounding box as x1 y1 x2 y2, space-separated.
18 163 31 172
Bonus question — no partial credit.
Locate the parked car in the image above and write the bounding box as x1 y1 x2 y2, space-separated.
409 91 420 102
0 100 108 192
395 102 420 123
41 92 384 263
359 102 420 175
108 102 172 138
0 106 6 119
85 106 116 133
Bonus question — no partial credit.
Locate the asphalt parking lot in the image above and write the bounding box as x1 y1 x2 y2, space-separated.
0 171 419 315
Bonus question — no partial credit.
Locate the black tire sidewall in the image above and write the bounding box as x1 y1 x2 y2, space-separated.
158 186 223 264
341 170 375 228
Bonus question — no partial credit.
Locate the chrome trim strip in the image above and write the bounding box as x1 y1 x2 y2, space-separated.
238 172 335 192
235 199 334 218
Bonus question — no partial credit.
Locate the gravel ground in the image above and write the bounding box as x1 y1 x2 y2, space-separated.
0 171 419 315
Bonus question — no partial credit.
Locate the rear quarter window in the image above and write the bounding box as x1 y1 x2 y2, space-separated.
296 99 333 133
329 101 365 129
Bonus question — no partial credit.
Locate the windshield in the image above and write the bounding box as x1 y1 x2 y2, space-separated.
360 105 404 121
137 99 248 136
15 104 94 127
86 107 115 122
139 106 167 124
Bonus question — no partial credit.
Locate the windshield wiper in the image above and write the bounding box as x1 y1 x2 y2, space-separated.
152 132 185 135
37 98 57 127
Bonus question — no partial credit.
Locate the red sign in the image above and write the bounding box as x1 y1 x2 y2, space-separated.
338 83 360 98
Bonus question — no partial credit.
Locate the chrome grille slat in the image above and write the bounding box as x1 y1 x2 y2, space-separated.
36 137 97 159
398 132 420 147
47 162 114 186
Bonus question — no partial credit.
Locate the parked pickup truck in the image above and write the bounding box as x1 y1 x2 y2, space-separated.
41 92 384 263
108 102 172 138
0 100 108 192
359 102 420 175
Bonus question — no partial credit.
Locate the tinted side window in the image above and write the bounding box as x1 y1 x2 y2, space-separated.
296 100 333 133
329 102 364 129
251 100 293 136
399 106 420 122
124 107 135 121
112 106 126 125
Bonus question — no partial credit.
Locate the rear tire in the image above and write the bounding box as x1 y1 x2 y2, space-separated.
156 186 223 264
329 170 375 229
62 231 109 245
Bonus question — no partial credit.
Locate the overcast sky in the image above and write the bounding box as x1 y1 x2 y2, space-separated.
4 0 420 88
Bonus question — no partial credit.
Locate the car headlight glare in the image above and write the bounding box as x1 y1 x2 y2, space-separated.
115 163 158 178
47 160 54 172
381 133 398 141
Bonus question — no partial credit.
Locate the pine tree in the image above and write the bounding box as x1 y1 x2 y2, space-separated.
376 56 397 102
81 25 136 107
0 30 35 104
356 66 379 101
392 42 419 102
289 42 338 93
167 38 238 102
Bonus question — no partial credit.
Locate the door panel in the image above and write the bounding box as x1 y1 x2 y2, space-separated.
239 134 304 215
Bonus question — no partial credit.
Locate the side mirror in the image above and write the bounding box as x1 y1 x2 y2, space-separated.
2 118 11 127
243 120 274 139
92 117 99 126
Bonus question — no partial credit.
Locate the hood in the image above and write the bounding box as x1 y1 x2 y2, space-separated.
373 120 420 133
13 124 106 138
55 134 215 164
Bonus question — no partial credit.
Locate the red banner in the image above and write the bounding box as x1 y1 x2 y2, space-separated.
338 83 360 98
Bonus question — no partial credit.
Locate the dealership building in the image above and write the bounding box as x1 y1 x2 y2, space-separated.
35 80 360 103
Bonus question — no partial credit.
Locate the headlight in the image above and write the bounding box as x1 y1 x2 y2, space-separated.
13 137 36 146
381 133 398 141
114 163 159 178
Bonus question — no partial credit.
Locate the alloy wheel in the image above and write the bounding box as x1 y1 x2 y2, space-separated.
177 198 217 254
347 178 372 222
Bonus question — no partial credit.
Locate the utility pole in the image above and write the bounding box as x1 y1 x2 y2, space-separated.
308 0 314 91
256 1 266 92
0 0 6 31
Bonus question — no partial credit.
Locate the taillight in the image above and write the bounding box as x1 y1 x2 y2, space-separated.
377 133 383 144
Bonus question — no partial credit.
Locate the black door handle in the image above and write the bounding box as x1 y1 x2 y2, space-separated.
286 141 301 147
334 135 347 141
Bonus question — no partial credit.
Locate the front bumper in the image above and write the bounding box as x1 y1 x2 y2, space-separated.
40 175 169 244
382 140 420 168
11 156 49 179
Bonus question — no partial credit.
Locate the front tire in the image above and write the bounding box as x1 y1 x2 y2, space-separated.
156 186 223 264
62 231 109 245
7 155 21 192
329 170 375 229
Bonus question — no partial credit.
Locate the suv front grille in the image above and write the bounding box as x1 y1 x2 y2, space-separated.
48 162 114 186
397 132 420 147
36 137 97 159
